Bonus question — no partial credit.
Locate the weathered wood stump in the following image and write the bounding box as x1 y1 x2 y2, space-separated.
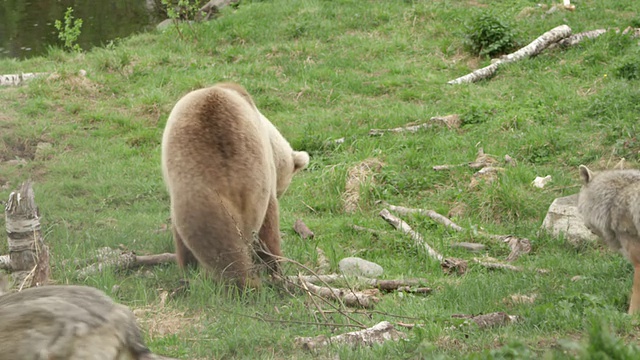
4 181 50 288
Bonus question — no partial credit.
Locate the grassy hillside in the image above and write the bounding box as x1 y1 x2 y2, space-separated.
1 0 640 358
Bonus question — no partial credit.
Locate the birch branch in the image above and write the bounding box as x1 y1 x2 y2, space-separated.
381 203 464 232
452 312 519 329
381 203 531 262
448 25 572 84
0 73 48 86
379 209 445 262
290 274 430 292
293 279 381 309
75 248 176 278
295 321 406 350
369 114 460 136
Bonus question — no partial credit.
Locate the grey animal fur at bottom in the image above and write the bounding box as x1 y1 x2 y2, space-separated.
0 284 178 360
578 165 640 314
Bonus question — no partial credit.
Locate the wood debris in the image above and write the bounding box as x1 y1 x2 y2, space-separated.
448 25 572 84
452 312 519 329
369 114 460 135
75 247 176 279
295 321 406 350
293 219 315 239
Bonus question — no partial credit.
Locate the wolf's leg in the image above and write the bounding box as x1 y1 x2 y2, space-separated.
623 236 640 314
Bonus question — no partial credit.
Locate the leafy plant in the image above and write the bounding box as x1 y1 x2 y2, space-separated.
160 0 203 42
465 12 517 57
54 7 83 52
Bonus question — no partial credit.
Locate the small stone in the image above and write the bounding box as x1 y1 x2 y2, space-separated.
338 257 383 278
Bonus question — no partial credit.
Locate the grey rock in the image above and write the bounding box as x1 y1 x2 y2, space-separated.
338 257 383 278
540 194 598 245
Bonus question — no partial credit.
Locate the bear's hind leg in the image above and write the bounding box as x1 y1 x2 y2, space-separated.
173 226 198 268
256 196 283 277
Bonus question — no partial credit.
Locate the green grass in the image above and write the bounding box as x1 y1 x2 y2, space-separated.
2 0 640 358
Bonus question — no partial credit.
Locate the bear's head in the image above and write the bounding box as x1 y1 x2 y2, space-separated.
276 149 309 198
260 113 309 197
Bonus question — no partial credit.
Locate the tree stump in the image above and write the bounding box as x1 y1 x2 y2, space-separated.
5 181 50 288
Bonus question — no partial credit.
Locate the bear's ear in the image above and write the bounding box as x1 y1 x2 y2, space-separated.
293 151 310 172
579 165 593 184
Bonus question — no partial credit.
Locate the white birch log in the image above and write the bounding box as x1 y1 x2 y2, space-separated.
448 25 572 84
0 73 48 86
379 209 445 262
295 321 406 350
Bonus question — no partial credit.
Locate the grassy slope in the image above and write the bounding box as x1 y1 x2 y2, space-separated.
1 0 640 358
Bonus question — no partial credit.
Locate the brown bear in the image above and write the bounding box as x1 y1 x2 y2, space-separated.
161 83 309 288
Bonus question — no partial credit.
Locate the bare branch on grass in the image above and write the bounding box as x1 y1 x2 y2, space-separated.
369 114 460 136
75 247 176 278
295 321 406 350
451 312 519 329
0 72 48 86
315 248 331 275
379 209 446 263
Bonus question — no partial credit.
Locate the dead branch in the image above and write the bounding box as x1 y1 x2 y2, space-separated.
550 29 607 49
452 312 519 329
343 158 383 214
382 203 532 263
369 114 460 136
369 123 431 136
293 219 315 239
472 257 522 271
450 242 486 252
289 278 380 309
0 72 48 86
381 202 464 232
448 24 572 84
502 235 532 262
5 181 50 288
433 148 499 171
295 321 406 350
379 209 444 262
75 247 176 278
290 274 429 292
351 225 387 235
315 248 330 275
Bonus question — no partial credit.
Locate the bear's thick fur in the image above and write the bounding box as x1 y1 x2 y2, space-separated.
161 83 309 287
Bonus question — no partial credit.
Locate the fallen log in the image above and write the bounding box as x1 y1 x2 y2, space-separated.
75 247 176 278
379 209 445 262
295 321 406 350
0 72 47 86
452 312 519 329
448 25 572 84
293 278 380 309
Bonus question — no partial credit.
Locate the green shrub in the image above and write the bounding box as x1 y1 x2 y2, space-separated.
464 12 517 57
